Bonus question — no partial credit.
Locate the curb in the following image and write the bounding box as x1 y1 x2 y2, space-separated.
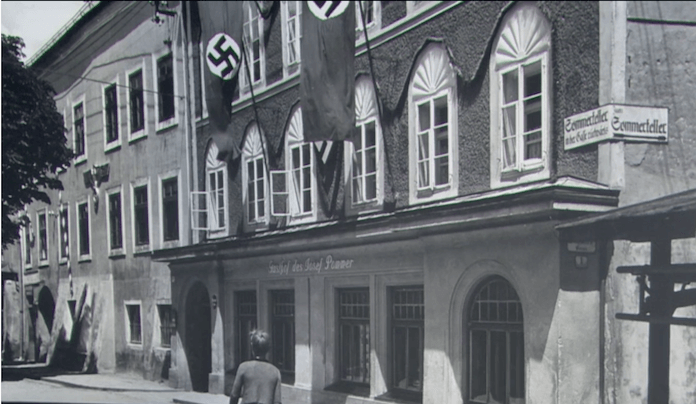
40 376 183 393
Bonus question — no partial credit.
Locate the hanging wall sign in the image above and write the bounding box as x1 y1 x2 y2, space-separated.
564 104 669 150
307 1 351 20
206 32 242 80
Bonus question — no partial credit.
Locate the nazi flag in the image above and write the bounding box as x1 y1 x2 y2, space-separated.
206 32 242 80
307 1 351 20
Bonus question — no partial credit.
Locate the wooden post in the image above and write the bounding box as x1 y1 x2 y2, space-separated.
648 235 672 404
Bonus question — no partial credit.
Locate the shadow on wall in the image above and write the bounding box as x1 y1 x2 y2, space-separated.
49 285 98 373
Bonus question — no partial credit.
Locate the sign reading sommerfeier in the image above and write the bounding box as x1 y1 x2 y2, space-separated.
564 104 669 150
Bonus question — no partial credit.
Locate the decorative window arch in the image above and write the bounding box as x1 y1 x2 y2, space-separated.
205 141 228 236
467 276 525 403
490 3 552 189
242 124 269 228
284 107 316 223
408 43 459 204
345 76 384 212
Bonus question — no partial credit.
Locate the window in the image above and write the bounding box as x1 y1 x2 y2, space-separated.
242 125 268 228
468 277 524 404
338 288 370 385
22 219 32 269
77 200 91 258
158 304 174 348
129 68 145 138
125 303 142 345
157 53 176 125
356 1 380 34
133 183 150 249
59 205 69 262
107 189 124 252
390 286 424 398
270 290 295 384
73 100 86 162
281 1 301 76
241 1 265 90
37 210 48 265
347 77 383 210
103 82 119 147
161 176 179 242
408 44 458 204
490 4 551 188
285 108 315 222
206 142 228 235
236 291 257 365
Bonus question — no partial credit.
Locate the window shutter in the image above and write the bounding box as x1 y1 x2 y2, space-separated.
190 191 209 230
271 170 290 216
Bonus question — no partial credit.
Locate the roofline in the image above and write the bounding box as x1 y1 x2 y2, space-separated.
27 1 102 67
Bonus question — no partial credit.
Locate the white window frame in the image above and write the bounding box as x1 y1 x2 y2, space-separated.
153 49 179 132
127 60 148 142
356 1 381 35
106 185 126 256
242 125 270 230
283 108 317 224
408 44 458 205
489 3 552 189
159 171 182 248
131 178 152 254
76 196 92 262
102 74 122 152
58 203 70 264
36 209 49 267
124 300 143 347
198 43 209 120
21 220 33 271
345 77 384 214
281 1 302 78
205 142 229 237
72 95 88 166
240 1 267 93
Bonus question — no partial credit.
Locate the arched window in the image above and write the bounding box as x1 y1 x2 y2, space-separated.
468 277 524 403
346 76 383 211
490 4 551 189
408 43 458 204
205 142 228 236
240 1 266 92
285 107 316 223
242 124 268 228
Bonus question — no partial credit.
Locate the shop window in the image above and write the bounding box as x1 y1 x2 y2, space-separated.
281 1 301 76
125 303 142 345
236 291 257 365
338 288 370 388
107 189 124 253
103 82 119 148
37 210 48 266
240 1 265 91
133 183 150 249
161 176 179 243
468 277 524 404
73 100 86 163
77 200 91 259
490 4 551 189
390 286 424 400
156 52 176 127
270 290 295 384
158 304 174 348
242 125 268 229
128 68 145 139
58 205 69 262
408 44 458 204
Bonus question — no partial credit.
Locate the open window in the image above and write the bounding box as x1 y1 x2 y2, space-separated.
242 124 269 230
192 142 229 237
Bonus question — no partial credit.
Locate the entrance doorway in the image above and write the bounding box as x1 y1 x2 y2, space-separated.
36 287 55 362
185 282 211 392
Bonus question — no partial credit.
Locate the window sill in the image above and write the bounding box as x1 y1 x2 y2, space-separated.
38 261 49 268
154 346 171 352
74 156 88 166
23 267 35 274
108 250 126 259
126 343 144 350
325 381 370 397
500 164 545 182
374 390 423 404
78 255 92 263
129 130 147 143
104 140 121 154
156 118 178 133
59 258 68 265
133 245 152 256
161 240 180 250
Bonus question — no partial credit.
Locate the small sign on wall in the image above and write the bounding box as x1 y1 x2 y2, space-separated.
564 104 669 150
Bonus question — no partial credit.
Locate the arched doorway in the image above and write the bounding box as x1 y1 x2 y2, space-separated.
36 287 55 362
185 282 211 392
38 287 55 333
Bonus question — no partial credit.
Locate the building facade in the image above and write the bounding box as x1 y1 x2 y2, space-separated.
6 1 194 379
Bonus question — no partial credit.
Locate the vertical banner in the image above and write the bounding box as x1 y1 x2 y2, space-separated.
198 1 244 160
300 1 356 142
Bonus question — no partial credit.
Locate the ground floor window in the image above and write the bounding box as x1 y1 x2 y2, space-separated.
270 289 295 384
125 303 142 345
338 288 370 385
236 291 257 366
390 286 424 399
158 304 174 348
468 277 524 404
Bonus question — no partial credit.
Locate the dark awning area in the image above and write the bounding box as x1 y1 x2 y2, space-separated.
556 188 696 242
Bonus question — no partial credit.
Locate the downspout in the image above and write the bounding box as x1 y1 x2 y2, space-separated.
181 0 199 245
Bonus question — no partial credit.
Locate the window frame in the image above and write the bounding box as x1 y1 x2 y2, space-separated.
36 209 49 267
388 285 424 400
283 107 317 225
131 178 152 254
124 301 143 347
235 290 258 367
21 218 33 271
58 203 70 264
76 197 92 262
127 60 148 142
337 288 371 387
157 303 174 348
205 143 229 237
281 1 302 78
102 75 122 152
153 50 178 131
269 289 295 385
197 43 209 121
356 1 381 35
240 0 266 93
106 186 125 256
72 95 88 166
242 125 270 230
159 172 182 247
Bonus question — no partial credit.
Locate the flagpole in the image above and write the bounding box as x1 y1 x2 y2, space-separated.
241 37 272 175
357 1 397 205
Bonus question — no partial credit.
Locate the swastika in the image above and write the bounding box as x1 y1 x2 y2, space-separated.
308 1 350 20
206 33 241 80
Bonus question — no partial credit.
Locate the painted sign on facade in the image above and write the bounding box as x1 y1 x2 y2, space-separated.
268 254 355 276
564 104 669 150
